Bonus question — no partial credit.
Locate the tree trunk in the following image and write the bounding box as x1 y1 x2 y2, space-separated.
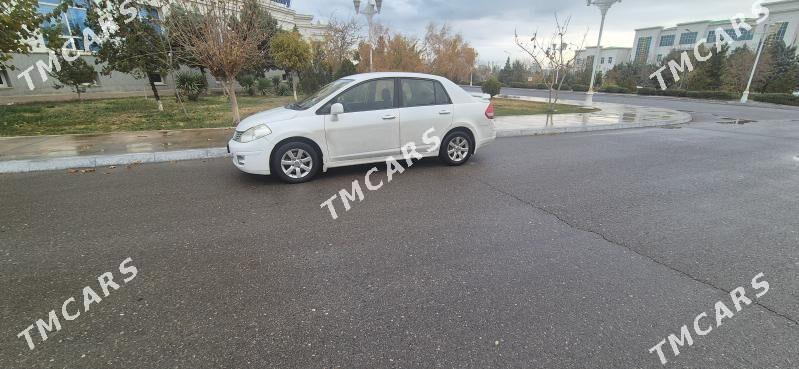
227 80 241 124
291 71 299 101
148 76 164 111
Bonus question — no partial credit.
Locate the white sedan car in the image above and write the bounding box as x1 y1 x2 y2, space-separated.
227 72 496 183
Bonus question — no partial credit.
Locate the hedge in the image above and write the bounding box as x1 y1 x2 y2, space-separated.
571 84 588 92
750 93 799 106
637 88 737 100
599 84 632 94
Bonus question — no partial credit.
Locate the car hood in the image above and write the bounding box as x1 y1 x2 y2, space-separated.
235 107 299 131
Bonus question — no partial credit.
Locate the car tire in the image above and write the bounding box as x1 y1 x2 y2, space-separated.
439 130 474 166
271 141 321 183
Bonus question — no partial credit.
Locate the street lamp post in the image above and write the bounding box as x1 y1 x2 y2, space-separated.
585 0 621 104
741 22 772 104
354 0 383 73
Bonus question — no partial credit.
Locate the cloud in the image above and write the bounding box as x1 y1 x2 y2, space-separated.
292 0 761 64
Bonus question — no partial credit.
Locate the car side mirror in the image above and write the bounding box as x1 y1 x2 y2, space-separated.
330 103 344 116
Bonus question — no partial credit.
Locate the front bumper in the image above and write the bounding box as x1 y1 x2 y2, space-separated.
228 139 271 175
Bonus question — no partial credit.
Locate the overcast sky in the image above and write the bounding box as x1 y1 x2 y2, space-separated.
293 0 765 65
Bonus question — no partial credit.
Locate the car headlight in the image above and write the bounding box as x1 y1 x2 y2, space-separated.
239 124 272 143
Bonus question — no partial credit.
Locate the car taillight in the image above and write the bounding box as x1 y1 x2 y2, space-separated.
485 103 495 119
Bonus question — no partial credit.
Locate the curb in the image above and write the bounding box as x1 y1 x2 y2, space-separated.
0 148 229 174
495 118 690 137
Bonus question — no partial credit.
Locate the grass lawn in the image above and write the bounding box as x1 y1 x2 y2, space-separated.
0 94 597 137
492 98 598 116
0 94 296 136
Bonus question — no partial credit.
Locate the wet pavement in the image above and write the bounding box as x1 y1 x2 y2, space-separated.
493 95 692 135
0 128 234 161
0 97 689 166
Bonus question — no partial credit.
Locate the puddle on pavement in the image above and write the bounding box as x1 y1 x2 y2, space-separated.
717 118 756 125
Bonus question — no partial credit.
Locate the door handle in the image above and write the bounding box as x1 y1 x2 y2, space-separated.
381 114 397 120
439 110 451 115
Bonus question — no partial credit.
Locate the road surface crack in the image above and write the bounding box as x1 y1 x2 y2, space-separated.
475 178 799 327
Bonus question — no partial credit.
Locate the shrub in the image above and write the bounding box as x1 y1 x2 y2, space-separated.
481 77 501 97
276 83 291 96
236 74 257 96
637 88 688 97
638 88 736 100
533 83 549 90
599 84 631 94
685 91 737 100
508 82 529 89
256 78 273 96
175 71 208 101
572 84 588 92
750 93 799 106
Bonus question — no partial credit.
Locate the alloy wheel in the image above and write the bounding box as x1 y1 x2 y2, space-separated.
280 148 313 179
447 137 469 162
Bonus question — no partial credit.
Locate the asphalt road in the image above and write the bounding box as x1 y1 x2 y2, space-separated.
1 101 798 368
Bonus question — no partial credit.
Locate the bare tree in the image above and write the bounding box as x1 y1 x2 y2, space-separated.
165 0 267 123
323 16 361 73
515 15 586 111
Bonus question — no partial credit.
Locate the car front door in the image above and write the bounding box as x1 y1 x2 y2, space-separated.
398 78 454 151
322 78 400 162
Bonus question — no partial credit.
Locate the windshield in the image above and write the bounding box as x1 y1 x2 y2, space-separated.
286 79 354 110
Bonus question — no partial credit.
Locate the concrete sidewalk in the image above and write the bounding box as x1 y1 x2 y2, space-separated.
0 98 691 173
0 128 234 173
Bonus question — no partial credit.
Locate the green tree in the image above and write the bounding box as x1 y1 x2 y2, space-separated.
300 42 333 94
510 60 527 83
49 56 96 100
0 0 43 69
481 77 501 97
757 40 799 93
686 44 727 91
334 58 357 79
722 46 755 94
89 1 173 111
270 31 312 101
498 57 512 84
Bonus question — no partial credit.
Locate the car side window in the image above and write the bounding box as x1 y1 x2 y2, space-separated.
325 79 395 114
434 81 452 105
401 79 437 108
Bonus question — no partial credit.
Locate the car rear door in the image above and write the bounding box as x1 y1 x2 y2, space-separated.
398 78 453 151
322 78 400 162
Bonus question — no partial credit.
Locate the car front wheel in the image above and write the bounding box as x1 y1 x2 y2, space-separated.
439 131 474 166
271 141 320 183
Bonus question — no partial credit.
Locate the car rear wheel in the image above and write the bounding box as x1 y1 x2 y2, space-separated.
271 141 320 183
439 131 473 166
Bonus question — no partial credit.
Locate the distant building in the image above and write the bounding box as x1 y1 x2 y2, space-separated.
0 0 328 102
575 47 632 75
630 0 799 64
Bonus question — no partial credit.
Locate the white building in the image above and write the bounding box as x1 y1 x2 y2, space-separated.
575 47 632 74
630 0 799 64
